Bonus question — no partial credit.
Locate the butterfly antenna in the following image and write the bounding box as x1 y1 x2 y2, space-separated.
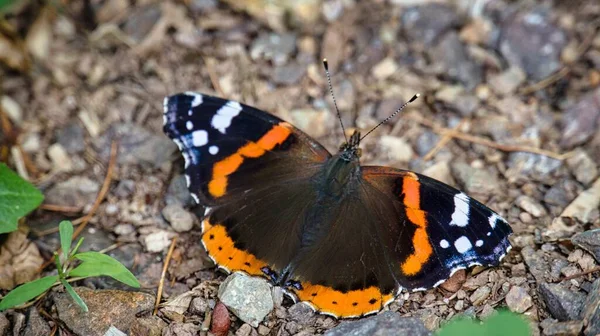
360 93 420 141
322 58 347 142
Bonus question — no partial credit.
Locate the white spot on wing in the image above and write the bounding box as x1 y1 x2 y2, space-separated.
191 193 200 204
211 101 242 134
185 92 203 107
191 130 208 147
454 236 472 254
475 240 484 247
440 239 450 248
449 193 470 227
185 175 191 187
209 146 219 155
488 213 499 229
186 121 194 130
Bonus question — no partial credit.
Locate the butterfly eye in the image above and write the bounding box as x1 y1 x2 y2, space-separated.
356 148 362 158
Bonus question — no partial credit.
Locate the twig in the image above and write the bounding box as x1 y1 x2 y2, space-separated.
423 120 467 161
39 204 82 213
72 140 118 239
204 57 225 97
412 116 573 160
154 236 178 315
560 266 600 281
37 141 118 270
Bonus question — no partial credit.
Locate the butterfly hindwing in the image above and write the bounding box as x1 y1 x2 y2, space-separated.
362 166 512 290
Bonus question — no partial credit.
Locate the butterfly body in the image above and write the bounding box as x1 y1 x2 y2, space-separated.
163 92 512 318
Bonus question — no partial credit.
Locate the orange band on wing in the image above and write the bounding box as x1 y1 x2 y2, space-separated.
201 219 268 276
208 123 292 198
400 173 433 276
292 282 395 318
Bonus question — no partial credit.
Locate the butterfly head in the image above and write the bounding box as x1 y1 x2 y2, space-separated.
339 130 362 161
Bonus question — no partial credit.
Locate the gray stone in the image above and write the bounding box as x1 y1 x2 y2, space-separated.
288 302 315 325
522 246 550 283
114 179 136 198
488 66 527 96
561 87 600 148
273 62 306 85
250 32 296 66
189 297 209 314
553 178 600 230
544 179 581 209
122 4 161 42
45 176 100 208
54 287 155 336
539 283 586 321
325 311 431 336
450 161 499 197
104 326 127 336
516 195 547 218
162 322 201 336
130 316 167 336
572 229 600 263
506 152 562 178
431 32 482 90
218 273 273 327
0 313 8 336
23 307 51 336
95 123 177 169
402 4 461 46
162 204 195 232
56 123 85 154
540 319 584 336
505 286 533 313
470 286 491 306
165 175 192 206
582 279 600 336
566 150 598 186
499 7 567 80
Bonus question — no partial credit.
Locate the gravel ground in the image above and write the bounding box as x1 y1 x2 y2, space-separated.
1 0 600 335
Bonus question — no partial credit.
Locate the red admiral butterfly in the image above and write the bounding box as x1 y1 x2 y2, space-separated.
163 61 512 318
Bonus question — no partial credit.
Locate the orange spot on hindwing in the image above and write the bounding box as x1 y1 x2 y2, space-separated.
201 219 268 276
208 123 292 198
400 173 433 275
292 282 395 318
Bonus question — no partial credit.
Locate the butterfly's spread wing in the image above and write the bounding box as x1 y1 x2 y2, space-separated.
360 166 512 290
163 92 331 206
163 92 331 281
282 166 511 318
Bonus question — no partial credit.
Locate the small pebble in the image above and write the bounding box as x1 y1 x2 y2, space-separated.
505 286 533 313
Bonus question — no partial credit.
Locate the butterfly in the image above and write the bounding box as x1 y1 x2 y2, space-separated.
162 61 512 318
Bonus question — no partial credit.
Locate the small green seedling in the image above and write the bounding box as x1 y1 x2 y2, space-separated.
437 309 530 336
0 163 44 234
0 221 140 311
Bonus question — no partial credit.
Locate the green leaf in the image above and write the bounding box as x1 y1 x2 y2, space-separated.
0 275 58 311
437 310 530 336
0 163 44 234
59 221 74 259
483 310 530 336
70 252 140 288
60 279 88 312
